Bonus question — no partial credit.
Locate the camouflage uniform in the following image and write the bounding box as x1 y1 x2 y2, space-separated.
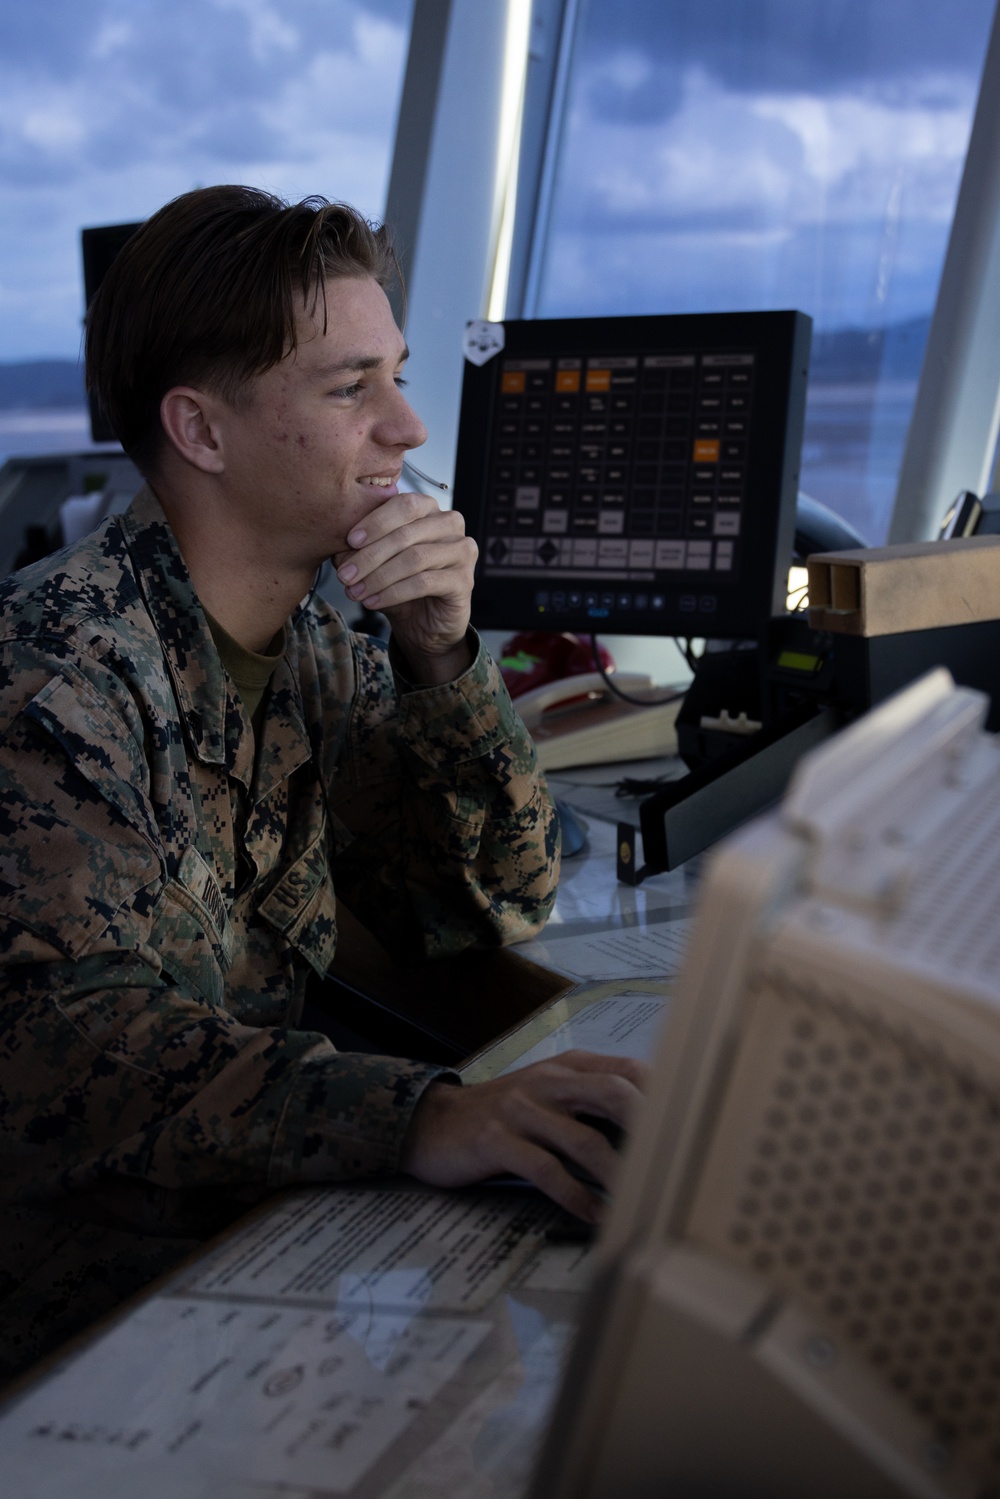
0 487 558 1379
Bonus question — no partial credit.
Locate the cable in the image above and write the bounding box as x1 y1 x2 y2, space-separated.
304 561 326 610
588 634 687 708
675 636 706 671
614 775 674 797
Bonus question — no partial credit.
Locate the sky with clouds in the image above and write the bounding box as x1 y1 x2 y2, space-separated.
1 0 994 364
0 0 413 361
536 0 996 332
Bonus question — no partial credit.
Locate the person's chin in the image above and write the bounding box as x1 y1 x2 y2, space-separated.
356 479 399 510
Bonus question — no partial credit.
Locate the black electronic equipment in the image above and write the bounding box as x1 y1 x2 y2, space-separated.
619 606 1000 884
674 494 869 768
453 310 812 642
938 485 1000 538
80 220 143 443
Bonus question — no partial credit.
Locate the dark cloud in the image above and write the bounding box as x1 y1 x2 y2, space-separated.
0 0 412 80
584 60 686 126
0 0 414 360
579 0 995 122
536 0 982 349
538 210 952 333
0 0 414 184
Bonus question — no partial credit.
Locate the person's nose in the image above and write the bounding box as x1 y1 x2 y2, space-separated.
378 382 428 452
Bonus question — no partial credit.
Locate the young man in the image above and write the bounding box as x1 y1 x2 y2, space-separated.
0 186 644 1379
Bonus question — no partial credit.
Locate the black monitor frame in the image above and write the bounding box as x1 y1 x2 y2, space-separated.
453 310 811 640
81 221 143 444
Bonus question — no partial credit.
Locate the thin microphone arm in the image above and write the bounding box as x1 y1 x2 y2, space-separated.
402 458 450 492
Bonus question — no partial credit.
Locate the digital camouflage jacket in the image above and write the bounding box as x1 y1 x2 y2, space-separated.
0 488 558 1376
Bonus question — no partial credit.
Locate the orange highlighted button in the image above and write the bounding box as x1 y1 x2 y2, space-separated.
501 371 526 394
693 439 720 462
585 368 611 392
555 369 581 392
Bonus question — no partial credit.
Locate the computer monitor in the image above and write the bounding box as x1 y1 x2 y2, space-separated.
80 221 143 443
530 668 1000 1498
453 310 811 642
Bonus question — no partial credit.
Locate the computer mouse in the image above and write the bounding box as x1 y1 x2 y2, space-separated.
555 797 589 857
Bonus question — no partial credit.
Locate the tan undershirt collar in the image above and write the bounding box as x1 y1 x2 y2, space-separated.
204 609 287 735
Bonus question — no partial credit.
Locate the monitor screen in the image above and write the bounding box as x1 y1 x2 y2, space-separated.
453 310 811 641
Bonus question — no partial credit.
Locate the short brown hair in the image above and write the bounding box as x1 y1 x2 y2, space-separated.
85 184 398 474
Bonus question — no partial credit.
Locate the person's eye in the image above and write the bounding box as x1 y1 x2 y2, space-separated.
395 375 409 390
331 382 362 399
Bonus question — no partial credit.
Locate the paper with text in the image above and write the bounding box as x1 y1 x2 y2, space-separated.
522 916 691 981
0 1295 491 1497
182 1186 558 1314
497 991 668 1075
382 1311 573 1499
462 979 671 1084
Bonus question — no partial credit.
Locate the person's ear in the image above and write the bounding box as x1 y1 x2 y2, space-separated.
159 387 228 474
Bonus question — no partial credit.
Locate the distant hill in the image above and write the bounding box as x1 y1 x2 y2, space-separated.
0 318 933 411
810 316 931 383
0 359 86 410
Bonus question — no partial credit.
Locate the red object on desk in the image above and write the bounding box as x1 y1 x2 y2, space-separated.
499 632 616 698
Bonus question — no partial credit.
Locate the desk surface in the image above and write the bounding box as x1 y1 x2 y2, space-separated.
0 773 695 1499
512 788 693 986
0 1182 589 1499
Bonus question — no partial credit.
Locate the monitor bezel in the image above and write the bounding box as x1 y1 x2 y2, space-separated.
453 309 811 641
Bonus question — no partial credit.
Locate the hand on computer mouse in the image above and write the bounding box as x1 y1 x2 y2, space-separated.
399 1049 648 1223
